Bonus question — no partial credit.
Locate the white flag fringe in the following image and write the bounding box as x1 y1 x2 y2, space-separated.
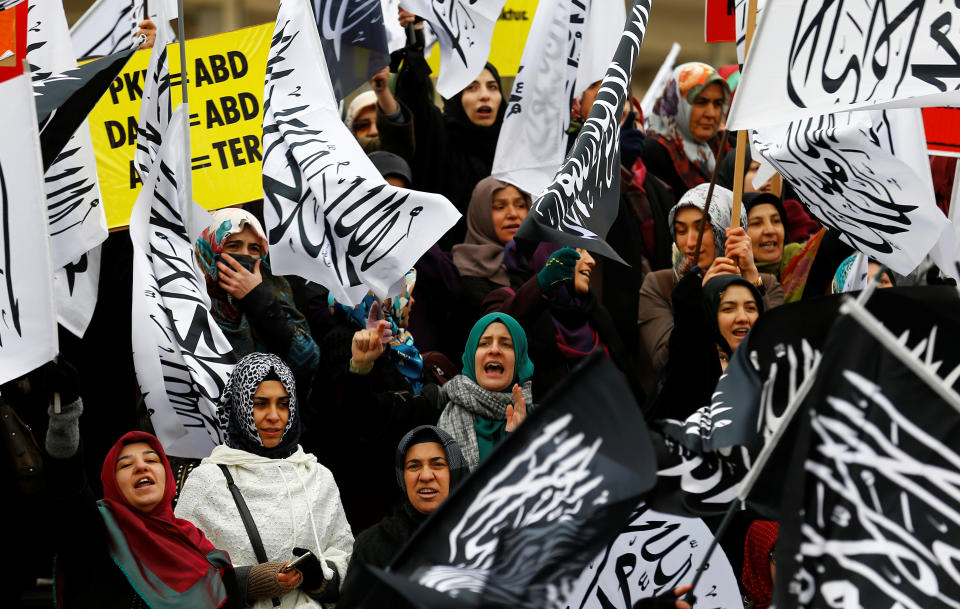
491 0 588 197
398 0 505 98
0 75 58 385
130 105 234 459
261 0 460 306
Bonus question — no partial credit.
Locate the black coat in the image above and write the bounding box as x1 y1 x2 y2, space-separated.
337 505 424 609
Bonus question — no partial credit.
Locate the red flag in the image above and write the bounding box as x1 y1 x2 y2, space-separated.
0 2 27 84
705 0 736 43
923 107 960 157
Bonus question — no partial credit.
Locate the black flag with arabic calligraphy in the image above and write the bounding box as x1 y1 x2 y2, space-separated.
774 313 960 609
514 0 651 264
655 288 960 518
357 353 658 609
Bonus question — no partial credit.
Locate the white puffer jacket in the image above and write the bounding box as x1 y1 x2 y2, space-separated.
175 445 354 609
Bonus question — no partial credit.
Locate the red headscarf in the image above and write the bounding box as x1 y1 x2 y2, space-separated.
99 431 228 604
742 520 779 609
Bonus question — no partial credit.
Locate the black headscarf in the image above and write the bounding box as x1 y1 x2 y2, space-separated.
218 352 301 459
743 192 791 243
702 275 764 354
441 62 506 175
394 425 469 519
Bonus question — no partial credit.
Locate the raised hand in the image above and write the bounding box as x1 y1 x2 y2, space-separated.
723 226 759 284
398 6 421 28
505 384 527 433
350 320 390 373
369 66 398 115
136 18 157 49
537 247 580 295
217 253 263 299
365 300 394 344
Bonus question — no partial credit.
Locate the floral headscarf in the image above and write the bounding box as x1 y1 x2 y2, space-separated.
647 62 730 189
195 208 269 282
328 270 424 392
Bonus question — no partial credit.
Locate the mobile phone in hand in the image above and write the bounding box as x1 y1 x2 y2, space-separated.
280 550 313 573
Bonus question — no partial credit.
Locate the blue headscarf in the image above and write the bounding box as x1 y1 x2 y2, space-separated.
461 313 534 387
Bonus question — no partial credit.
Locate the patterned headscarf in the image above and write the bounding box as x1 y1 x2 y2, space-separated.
830 253 869 294
217 352 300 459
667 183 746 276
195 208 269 282
328 270 423 392
647 62 730 188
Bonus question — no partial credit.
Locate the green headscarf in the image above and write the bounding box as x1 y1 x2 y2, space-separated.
461 313 534 387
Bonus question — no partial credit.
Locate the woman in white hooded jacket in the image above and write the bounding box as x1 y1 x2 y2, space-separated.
176 352 354 608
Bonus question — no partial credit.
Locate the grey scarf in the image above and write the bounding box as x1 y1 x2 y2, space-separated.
436 374 534 469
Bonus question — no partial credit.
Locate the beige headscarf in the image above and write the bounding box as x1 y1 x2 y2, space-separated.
451 177 530 285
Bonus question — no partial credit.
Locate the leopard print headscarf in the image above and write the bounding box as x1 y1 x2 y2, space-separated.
218 352 300 458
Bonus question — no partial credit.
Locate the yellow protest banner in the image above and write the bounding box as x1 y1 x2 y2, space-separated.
425 0 537 77
88 23 272 229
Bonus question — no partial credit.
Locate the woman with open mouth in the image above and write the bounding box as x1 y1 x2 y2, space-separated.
382 9 506 249
175 353 354 609
647 273 764 421
435 313 534 469
42 357 302 608
337 426 469 608
638 183 785 387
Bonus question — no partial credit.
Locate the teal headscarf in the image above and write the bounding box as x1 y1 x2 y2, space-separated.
461 313 534 387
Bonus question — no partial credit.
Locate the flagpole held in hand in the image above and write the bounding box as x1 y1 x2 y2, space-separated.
729 0 758 229
682 261 885 604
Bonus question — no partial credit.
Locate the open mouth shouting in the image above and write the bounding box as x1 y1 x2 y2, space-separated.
483 361 505 378
134 476 155 490
475 105 494 120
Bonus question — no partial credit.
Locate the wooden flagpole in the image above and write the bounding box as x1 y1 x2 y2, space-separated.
176 0 193 239
730 0 758 229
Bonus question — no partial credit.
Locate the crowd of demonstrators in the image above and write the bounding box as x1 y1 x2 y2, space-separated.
6 6 960 609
